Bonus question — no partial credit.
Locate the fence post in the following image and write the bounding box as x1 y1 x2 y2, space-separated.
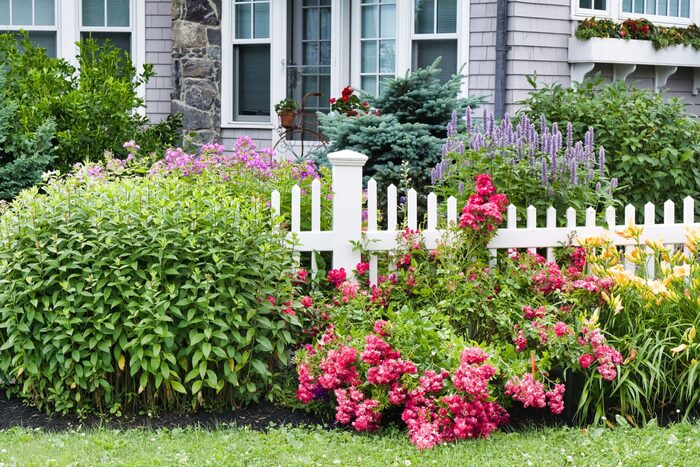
327 149 368 280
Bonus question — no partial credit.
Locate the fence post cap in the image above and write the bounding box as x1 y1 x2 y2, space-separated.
327 150 368 167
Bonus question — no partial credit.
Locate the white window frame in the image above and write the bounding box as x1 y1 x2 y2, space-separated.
0 0 60 57
410 0 462 84
222 0 283 129
572 0 700 26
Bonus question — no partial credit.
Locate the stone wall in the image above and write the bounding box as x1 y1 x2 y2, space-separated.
171 0 222 144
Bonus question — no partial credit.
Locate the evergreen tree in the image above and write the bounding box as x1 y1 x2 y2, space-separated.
318 59 484 198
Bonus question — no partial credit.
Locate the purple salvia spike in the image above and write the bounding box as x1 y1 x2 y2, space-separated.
598 146 606 177
587 167 594 182
541 158 548 187
465 108 472 135
540 114 547 132
566 122 573 150
570 159 578 186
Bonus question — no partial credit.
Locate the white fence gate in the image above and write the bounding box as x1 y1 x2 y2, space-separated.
270 150 700 285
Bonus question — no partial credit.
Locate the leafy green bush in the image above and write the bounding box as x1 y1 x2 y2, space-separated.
0 72 56 199
0 172 299 415
0 33 181 173
519 76 700 215
318 60 484 195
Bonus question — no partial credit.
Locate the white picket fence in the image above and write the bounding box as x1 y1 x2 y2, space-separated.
270 150 700 284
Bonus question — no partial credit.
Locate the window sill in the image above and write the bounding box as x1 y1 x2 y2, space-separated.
221 121 276 130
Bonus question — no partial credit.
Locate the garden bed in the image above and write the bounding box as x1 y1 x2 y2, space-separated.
0 394 328 432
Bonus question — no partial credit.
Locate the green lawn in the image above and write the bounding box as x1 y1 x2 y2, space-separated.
0 423 697 466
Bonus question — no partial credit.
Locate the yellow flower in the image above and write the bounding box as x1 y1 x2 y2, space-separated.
602 291 624 315
617 222 643 240
625 247 645 265
647 279 669 297
644 238 666 253
673 264 691 278
600 245 620 265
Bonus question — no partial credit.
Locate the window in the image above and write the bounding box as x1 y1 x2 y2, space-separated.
233 0 271 121
360 0 396 95
287 0 331 130
413 0 457 84
81 0 132 55
0 0 57 57
622 0 691 18
578 0 607 10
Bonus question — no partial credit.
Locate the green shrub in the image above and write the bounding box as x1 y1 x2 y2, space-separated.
519 76 700 215
0 73 56 199
0 33 181 173
318 60 484 195
0 173 299 415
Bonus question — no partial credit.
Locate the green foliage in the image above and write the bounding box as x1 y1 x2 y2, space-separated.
0 173 299 415
318 60 484 194
519 76 700 214
575 16 700 50
318 112 441 194
0 32 181 174
0 77 56 199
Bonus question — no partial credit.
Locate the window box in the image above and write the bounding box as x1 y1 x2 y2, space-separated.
569 37 700 93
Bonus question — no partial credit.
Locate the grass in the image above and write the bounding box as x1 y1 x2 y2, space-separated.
0 422 698 466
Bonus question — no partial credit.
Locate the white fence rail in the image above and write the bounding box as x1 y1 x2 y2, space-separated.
271 150 700 284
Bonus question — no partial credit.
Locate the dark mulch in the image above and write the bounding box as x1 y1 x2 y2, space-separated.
0 394 330 432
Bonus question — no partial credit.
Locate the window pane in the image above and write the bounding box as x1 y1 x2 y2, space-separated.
415 0 435 34
594 0 606 9
235 4 252 39
437 0 456 34
0 0 9 25
81 31 131 55
380 4 395 38
83 0 105 27
34 0 55 25
361 76 377 94
237 44 270 117
303 42 318 65
12 0 32 25
633 0 644 13
253 2 269 38
107 0 130 27
362 5 378 38
303 7 318 40
361 41 377 73
414 39 457 84
681 0 690 17
320 41 330 65
658 0 667 15
579 0 592 8
644 0 656 14
320 6 331 39
378 40 394 73
670 0 679 16
28 31 56 57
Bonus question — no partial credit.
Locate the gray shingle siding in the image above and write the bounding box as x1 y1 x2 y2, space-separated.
145 0 173 123
222 129 274 150
506 0 571 114
469 0 497 110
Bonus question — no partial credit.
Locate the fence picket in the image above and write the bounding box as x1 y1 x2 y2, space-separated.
407 188 418 230
644 202 656 278
684 196 695 257
585 207 596 227
271 190 280 220
663 200 675 252
311 179 321 277
624 204 636 272
427 193 437 230
507 205 517 229
605 206 616 230
291 185 301 233
447 196 457 225
526 206 536 229
387 184 397 231
367 179 378 286
546 207 556 262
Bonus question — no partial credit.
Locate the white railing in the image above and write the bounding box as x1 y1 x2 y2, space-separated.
271 150 700 284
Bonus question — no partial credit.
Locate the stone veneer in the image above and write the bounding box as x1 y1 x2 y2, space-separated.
171 0 222 145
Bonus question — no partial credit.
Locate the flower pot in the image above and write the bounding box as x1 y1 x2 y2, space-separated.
278 110 297 128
